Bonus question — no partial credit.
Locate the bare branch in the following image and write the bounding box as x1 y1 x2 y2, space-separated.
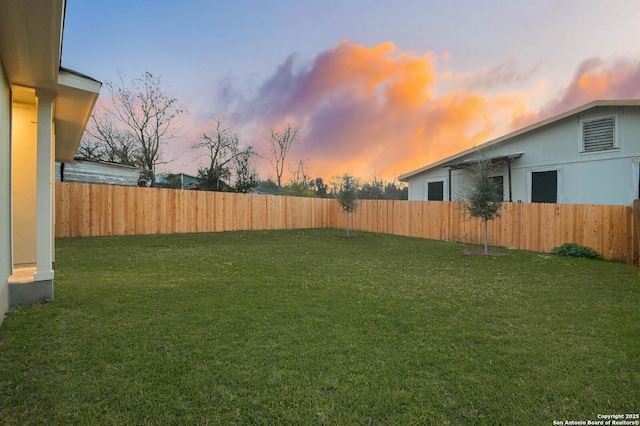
268 123 299 187
193 119 254 191
100 71 186 181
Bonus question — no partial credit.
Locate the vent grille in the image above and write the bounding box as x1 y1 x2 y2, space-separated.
583 117 615 152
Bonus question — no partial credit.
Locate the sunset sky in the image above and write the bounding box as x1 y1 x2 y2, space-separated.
62 0 640 182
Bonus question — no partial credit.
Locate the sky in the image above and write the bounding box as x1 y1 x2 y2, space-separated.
62 0 640 183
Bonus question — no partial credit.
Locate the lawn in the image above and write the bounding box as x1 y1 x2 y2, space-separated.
0 229 638 425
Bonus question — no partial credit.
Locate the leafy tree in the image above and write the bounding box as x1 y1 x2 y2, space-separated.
268 123 298 187
358 177 385 199
233 149 259 193
91 71 186 185
464 159 503 254
259 179 280 190
282 160 315 197
313 177 328 198
384 181 408 200
162 173 183 189
193 119 254 192
355 178 408 200
197 166 229 191
333 174 360 236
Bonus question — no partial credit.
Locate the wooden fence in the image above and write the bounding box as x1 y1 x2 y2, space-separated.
55 183 340 237
349 200 634 263
55 182 637 264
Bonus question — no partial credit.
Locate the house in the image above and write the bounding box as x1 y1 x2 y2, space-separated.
248 187 282 195
156 172 200 189
56 160 142 186
399 100 640 205
0 1 101 323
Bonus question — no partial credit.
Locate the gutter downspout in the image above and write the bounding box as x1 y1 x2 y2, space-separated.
508 160 513 202
448 168 452 201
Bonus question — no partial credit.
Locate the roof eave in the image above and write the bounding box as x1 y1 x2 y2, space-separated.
398 99 640 181
55 69 102 162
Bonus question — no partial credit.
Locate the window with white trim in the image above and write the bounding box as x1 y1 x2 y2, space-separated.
581 116 616 152
425 179 447 201
531 170 557 203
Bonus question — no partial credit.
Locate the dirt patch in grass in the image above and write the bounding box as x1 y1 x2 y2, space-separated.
461 247 507 256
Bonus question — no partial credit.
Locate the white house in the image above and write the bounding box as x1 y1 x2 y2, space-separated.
0 1 101 323
399 100 640 206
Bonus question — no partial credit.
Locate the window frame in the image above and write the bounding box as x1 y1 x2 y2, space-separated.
527 167 562 203
424 178 447 201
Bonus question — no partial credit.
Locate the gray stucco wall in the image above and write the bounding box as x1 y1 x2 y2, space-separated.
0 56 12 324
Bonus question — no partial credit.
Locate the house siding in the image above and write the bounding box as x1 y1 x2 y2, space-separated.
55 161 141 186
0 57 11 323
407 105 640 205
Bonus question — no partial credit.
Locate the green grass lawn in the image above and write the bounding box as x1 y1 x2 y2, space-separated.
0 229 638 425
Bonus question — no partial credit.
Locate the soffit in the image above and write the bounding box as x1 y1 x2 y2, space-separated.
55 70 101 162
0 1 102 162
0 0 64 90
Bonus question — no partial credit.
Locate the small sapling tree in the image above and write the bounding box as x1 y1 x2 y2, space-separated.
334 174 360 236
464 159 503 254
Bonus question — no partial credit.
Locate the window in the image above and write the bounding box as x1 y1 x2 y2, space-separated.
582 116 616 152
531 171 557 203
427 181 444 201
491 176 504 202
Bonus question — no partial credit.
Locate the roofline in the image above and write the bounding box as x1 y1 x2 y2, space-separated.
68 159 142 170
398 99 640 181
59 66 102 85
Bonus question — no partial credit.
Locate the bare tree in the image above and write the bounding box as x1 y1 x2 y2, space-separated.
75 138 104 161
290 159 311 187
101 71 186 184
193 119 254 191
283 160 315 197
80 114 140 165
268 123 298 187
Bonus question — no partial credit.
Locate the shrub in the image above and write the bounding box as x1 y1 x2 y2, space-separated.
552 243 600 259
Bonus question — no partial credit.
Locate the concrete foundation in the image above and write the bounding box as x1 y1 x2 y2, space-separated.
9 279 53 307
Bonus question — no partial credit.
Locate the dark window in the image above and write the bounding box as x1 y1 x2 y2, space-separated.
583 117 615 152
427 181 444 201
531 171 557 203
491 176 504 201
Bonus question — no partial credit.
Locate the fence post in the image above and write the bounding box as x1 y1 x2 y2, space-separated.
633 200 640 265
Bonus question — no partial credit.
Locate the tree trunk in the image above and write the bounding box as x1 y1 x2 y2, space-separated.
483 219 489 254
346 212 350 236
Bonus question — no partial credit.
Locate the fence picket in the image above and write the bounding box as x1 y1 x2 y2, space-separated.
54 183 635 263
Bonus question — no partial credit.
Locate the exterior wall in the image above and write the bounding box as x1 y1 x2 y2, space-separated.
55 160 141 186
0 58 11 322
408 106 640 205
11 102 37 264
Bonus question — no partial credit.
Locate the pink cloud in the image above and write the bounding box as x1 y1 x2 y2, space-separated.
534 57 640 121
197 45 640 182
226 40 531 181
